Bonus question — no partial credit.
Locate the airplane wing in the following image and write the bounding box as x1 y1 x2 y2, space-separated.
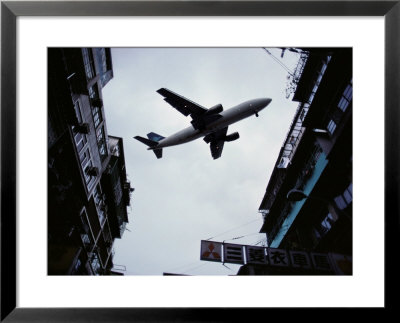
157 88 207 118
205 127 228 160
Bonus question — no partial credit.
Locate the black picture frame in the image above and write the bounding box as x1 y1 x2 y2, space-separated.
1 0 398 321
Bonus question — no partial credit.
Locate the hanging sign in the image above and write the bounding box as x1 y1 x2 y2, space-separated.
245 246 267 265
199 240 351 274
223 243 245 264
200 240 222 262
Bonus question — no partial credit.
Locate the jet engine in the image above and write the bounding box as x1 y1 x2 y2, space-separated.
205 104 223 115
224 132 240 142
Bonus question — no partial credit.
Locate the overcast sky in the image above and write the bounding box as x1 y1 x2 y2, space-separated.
101 47 300 275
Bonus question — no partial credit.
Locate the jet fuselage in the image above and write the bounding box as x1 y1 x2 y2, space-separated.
150 98 271 150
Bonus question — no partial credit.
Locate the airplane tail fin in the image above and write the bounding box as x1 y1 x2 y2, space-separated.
147 132 165 142
134 133 164 159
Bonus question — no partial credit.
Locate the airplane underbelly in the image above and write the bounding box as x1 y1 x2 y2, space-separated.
208 111 247 130
158 128 202 147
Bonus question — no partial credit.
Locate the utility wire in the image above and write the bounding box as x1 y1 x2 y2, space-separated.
165 260 203 273
263 48 295 76
223 232 263 243
264 48 293 74
205 218 261 241
222 263 234 272
181 262 208 275
252 238 268 246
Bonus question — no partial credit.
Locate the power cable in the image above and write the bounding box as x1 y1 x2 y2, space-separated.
221 263 234 272
252 238 268 246
165 260 203 273
181 262 209 275
205 218 261 241
222 232 263 243
263 48 295 76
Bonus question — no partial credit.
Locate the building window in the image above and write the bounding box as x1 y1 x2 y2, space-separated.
98 48 108 74
70 258 86 275
92 106 102 128
89 85 103 129
320 63 328 75
81 154 91 180
312 211 338 243
82 48 95 80
72 100 87 154
320 213 334 233
114 180 123 205
81 233 92 250
90 253 102 275
344 80 353 98
338 97 349 112
83 159 96 191
89 85 99 99
338 80 353 112
89 86 102 128
334 183 353 210
75 136 85 153
79 149 90 165
94 185 106 226
327 120 336 135
308 92 315 104
96 127 104 143
80 208 95 246
299 104 309 121
74 131 87 154
96 127 108 160
74 100 83 123
94 184 103 206
98 211 106 228
79 148 96 191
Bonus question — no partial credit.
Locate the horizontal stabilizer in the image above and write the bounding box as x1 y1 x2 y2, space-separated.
153 148 163 159
134 136 163 159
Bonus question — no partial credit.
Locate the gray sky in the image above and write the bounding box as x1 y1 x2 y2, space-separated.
102 47 300 275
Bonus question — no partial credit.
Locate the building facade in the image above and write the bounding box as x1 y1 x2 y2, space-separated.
257 48 352 274
48 48 133 275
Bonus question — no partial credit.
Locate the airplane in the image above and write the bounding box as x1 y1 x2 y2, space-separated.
134 88 272 159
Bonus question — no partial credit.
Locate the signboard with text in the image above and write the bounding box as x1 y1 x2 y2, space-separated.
245 246 267 265
290 250 312 269
200 240 351 274
268 248 290 267
223 243 245 264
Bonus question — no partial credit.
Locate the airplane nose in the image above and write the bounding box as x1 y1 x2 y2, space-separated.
257 98 272 110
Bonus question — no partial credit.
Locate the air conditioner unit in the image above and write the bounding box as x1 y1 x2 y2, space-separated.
90 98 103 108
86 166 99 177
76 123 90 134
